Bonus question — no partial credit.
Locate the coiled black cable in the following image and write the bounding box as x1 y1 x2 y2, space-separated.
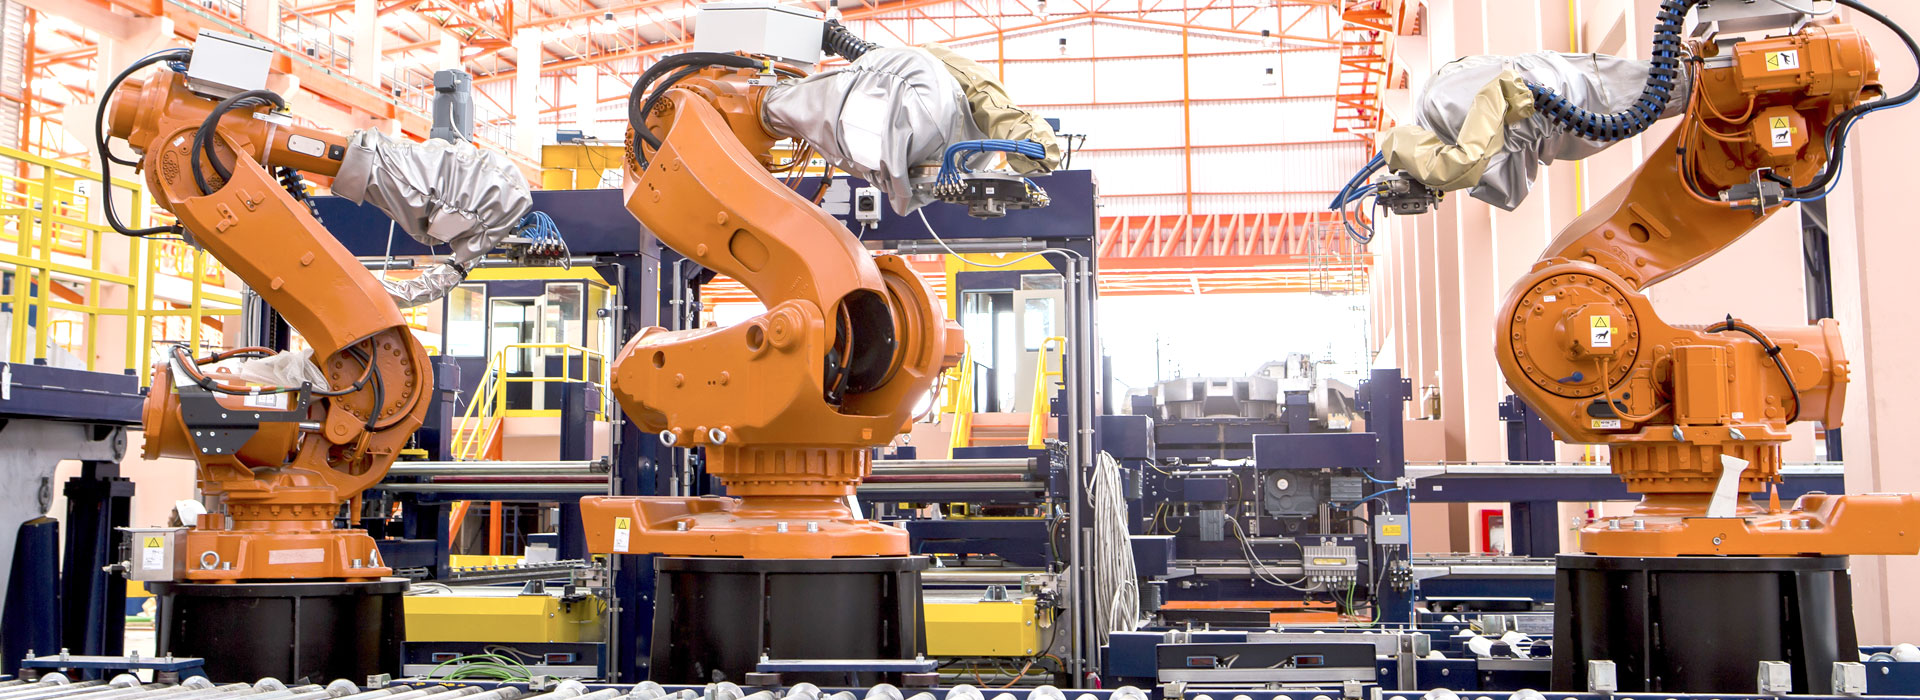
190 89 288 196
1529 0 1699 143
1789 0 1920 197
1707 315 1802 425
95 48 192 237
625 52 764 150
822 20 878 61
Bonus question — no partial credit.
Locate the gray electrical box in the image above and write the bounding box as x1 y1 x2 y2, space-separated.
123 527 187 582
1373 513 1410 545
186 31 272 100
431 69 474 143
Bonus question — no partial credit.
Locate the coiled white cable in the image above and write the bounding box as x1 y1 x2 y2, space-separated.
1089 451 1141 645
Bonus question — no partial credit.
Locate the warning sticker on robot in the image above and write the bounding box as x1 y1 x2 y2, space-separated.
141 536 165 570
1770 116 1794 148
1766 50 1800 71
613 517 632 553
1590 316 1613 348
1592 418 1623 430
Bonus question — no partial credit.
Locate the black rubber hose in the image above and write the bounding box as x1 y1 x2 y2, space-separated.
822 20 879 61
1791 0 1920 196
189 89 287 196
625 52 763 149
95 49 191 237
1706 316 1802 424
1528 0 1699 143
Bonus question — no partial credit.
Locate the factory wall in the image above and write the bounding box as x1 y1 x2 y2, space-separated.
1371 0 1920 642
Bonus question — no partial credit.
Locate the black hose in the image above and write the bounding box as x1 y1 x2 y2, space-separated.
625 52 763 150
1528 0 1698 143
1706 316 1802 424
1791 0 1920 196
96 49 191 237
190 89 287 196
821 20 879 61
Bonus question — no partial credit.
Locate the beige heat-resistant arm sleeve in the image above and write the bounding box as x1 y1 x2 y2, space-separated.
920 43 1063 174
1376 71 1536 192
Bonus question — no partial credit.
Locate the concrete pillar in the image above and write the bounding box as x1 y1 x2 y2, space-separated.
571 65 598 136
1826 0 1920 648
438 28 461 70
242 0 281 43
513 28 543 158
351 0 383 85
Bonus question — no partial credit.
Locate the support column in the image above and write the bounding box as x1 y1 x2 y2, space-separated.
513 28 543 158
1829 2 1920 646
241 0 281 43
61 460 132 664
571 65 598 136
437 28 461 71
350 0 383 85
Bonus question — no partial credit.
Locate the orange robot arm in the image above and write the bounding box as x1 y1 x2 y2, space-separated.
1478 15 1918 554
579 58 963 559
105 59 434 581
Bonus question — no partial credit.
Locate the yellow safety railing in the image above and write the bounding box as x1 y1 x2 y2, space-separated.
453 343 611 461
0 146 239 377
944 344 975 452
1027 337 1066 449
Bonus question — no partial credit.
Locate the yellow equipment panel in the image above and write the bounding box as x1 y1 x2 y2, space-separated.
924 597 1041 657
407 593 600 643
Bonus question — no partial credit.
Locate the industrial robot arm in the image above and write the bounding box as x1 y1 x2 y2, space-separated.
580 19 1061 558
101 36 532 580
1347 0 1920 555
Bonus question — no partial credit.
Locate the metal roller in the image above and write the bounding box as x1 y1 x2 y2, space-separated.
857 481 1046 494
385 461 608 477
375 483 608 494
870 458 1037 472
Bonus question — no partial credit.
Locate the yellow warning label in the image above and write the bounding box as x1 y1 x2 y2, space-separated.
143 536 164 548
1765 50 1800 71
1590 316 1612 329
614 517 631 529
1381 525 1404 537
1771 116 1790 129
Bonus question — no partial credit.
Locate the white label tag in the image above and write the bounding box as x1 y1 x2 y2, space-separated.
1707 454 1753 518
612 517 632 553
242 391 288 410
286 133 325 158
2 363 10 401
267 548 325 565
1769 116 1794 148
141 536 166 570
1766 50 1800 71
1591 418 1623 430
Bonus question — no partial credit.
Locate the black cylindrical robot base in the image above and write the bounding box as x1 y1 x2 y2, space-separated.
649 555 927 686
1551 554 1856 694
150 578 407 683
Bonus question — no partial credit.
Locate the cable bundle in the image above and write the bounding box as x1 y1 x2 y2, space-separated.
934 139 1049 199
1530 0 1696 143
1327 153 1386 244
514 210 571 268
1089 452 1141 646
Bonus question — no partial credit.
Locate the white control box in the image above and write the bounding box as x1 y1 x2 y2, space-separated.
693 0 825 66
187 30 273 100
853 186 883 222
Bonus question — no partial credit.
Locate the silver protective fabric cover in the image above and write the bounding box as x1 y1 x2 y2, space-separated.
762 46 983 214
1411 51 1689 210
333 130 533 306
